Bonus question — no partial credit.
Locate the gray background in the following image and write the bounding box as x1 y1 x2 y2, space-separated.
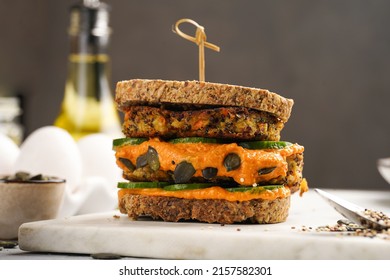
1 0 390 190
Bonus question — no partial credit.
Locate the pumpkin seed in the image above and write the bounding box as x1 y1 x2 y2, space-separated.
136 153 148 168
118 157 135 171
202 167 218 179
223 153 241 171
1 172 54 182
337 219 365 231
91 253 122 260
29 174 45 180
174 161 196 183
14 171 30 181
0 240 18 249
258 166 277 175
146 146 160 171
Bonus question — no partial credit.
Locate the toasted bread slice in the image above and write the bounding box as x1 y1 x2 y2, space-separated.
118 193 290 224
115 79 294 122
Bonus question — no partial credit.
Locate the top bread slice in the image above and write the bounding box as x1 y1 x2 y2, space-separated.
115 79 294 122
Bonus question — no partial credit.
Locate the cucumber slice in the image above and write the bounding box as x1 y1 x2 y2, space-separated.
225 185 284 192
238 141 292 150
117 181 170 189
163 183 215 191
118 181 284 194
113 138 148 148
168 137 220 144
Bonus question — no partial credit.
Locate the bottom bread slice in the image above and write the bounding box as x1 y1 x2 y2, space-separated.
119 194 290 224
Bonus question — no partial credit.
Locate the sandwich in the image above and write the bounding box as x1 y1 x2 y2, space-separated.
113 79 307 224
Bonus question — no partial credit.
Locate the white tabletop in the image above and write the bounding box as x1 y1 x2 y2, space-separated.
1 188 390 260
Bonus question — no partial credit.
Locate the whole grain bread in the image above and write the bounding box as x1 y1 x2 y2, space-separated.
115 79 294 122
118 193 290 224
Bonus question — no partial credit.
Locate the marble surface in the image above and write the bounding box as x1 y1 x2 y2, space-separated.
15 188 390 260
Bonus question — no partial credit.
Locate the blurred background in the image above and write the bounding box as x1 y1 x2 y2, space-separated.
1 0 390 190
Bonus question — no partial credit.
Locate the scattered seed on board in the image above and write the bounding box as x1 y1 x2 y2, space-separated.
293 220 390 240
362 209 390 227
292 207 390 240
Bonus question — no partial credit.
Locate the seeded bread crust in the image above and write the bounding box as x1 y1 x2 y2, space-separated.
118 194 290 224
115 79 294 122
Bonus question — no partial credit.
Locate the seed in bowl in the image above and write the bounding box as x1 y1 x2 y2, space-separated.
0 171 62 182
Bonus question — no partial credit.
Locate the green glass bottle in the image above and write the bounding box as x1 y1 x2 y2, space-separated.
54 0 121 140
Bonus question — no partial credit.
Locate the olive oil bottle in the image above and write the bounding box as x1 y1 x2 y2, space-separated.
54 0 121 140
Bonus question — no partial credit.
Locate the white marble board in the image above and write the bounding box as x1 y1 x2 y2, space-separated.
18 189 390 259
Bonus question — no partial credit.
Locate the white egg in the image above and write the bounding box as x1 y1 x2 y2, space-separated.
14 126 82 192
0 133 20 175
76 177 118 215
77 133 122 187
